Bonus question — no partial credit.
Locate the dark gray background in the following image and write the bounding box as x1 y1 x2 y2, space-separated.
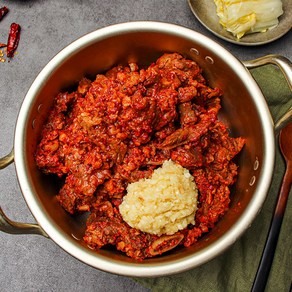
0 1 291 291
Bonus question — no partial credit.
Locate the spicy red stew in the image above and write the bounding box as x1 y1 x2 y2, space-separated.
35 53 245 260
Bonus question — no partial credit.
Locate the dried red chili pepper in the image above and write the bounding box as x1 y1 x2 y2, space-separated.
7 22 21 58
0 43 6 48
0 6 9 21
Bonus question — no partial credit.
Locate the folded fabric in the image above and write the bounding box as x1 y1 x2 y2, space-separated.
134 64 292 292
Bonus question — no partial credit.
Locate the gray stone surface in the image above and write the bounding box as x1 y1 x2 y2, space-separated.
0 1 291 291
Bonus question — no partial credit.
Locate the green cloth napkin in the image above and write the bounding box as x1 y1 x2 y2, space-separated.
134 65 292 292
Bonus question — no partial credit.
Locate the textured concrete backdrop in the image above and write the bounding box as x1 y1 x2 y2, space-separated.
0 1 291 291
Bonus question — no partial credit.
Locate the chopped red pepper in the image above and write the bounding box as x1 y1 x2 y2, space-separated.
0 6 9 21
7 22 21 58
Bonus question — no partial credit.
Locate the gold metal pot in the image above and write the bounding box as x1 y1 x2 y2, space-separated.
1 22 291 277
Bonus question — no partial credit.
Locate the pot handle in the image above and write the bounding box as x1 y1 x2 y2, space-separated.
242 54 292 132
0 150 48 237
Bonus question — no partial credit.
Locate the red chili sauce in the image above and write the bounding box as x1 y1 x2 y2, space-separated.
35 53 245 260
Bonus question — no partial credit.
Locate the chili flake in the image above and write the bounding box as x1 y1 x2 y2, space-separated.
0 47 6 62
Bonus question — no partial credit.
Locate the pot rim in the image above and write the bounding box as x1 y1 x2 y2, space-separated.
13 21 275 276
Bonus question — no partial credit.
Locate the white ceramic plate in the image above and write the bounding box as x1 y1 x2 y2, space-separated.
188 0 292 46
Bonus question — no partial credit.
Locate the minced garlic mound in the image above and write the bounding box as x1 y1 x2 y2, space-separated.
119 160 198 236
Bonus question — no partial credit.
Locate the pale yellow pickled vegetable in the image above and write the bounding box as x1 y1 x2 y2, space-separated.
214 0 284 39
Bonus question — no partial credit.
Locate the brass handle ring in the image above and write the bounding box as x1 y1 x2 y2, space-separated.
0 149 48 237
243 54 292 132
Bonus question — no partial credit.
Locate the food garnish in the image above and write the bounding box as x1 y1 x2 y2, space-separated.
7 23 21 58
0 7 21 61
0 6 9 21
119 160 198 236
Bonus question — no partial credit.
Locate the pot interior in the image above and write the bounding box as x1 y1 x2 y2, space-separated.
16 23 274 274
